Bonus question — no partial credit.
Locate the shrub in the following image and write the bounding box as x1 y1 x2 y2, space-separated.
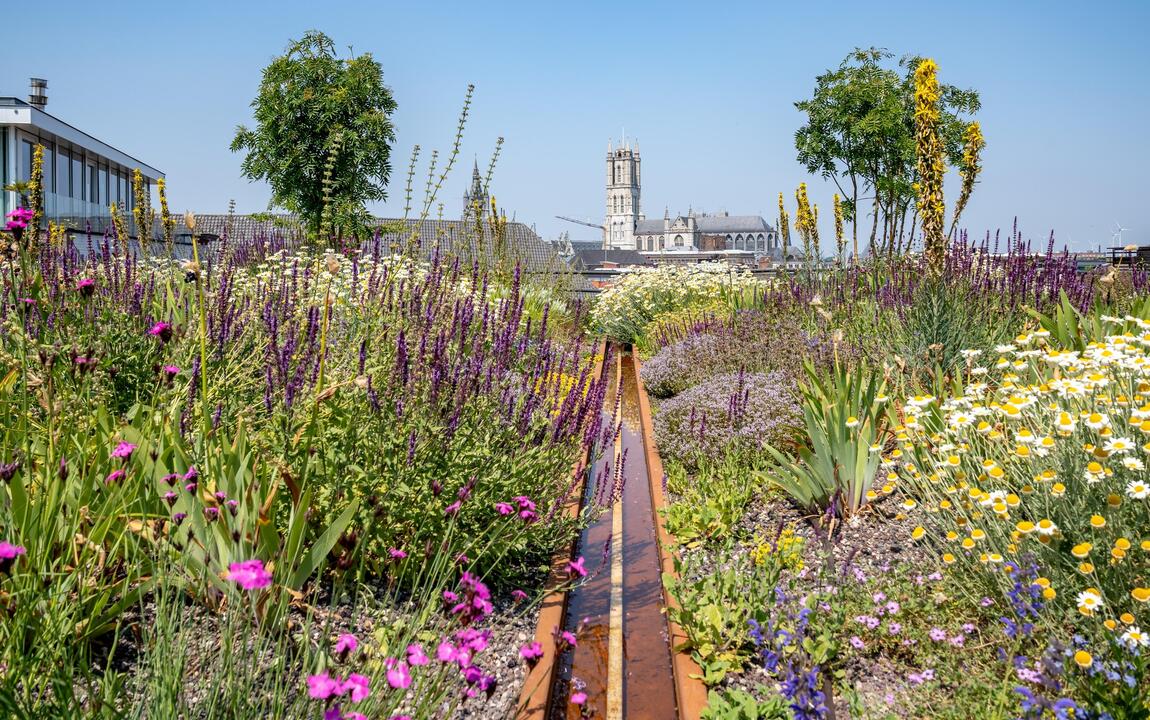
653 370 799 467
642 312 839 399
591 262 768 343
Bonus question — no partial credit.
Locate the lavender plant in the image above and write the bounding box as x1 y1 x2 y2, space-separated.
652 370 800 468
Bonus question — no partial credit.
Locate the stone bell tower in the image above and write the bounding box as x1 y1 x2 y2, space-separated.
605 139 640 249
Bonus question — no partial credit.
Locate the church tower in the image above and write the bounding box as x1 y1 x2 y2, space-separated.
605 139 640 249
462 160 489 223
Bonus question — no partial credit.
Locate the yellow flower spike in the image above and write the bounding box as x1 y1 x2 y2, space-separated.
1071 648 1090 671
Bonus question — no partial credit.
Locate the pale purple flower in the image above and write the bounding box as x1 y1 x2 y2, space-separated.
887 622 902 635
929 627 946 642
849 636 864 649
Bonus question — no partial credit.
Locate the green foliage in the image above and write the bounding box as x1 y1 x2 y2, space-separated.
891 278 1015 387
794 47 980 254
665 549 782 684
663 453 760 549
759 360 886 517
231 30 398 239
701 688 791 720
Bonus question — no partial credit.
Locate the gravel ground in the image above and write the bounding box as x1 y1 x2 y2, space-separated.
669 484 929 717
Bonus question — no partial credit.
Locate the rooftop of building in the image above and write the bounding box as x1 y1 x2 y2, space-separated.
0 96 163 178
635 214 776 235
168 214 566 272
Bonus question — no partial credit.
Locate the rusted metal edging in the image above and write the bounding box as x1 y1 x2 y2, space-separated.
516 338 609 719
631 352 709 720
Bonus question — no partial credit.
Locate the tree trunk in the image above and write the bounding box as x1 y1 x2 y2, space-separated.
868 192 880 259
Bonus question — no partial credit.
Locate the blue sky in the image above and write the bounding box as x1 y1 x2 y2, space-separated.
3 0 1147 250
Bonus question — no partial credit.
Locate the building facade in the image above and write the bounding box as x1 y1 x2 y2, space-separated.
1 80 163 237
602 139 778 258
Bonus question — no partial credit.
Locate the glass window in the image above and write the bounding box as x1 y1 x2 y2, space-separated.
19 139 33 182
58 148 71 197
99 166 108 209
73 154 84 201
89 163 99 205
43 144 54 195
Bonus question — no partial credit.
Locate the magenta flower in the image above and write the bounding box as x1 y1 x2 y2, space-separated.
105 469 126 484
183 466 199 481
571 691 587 705
388 547 407 559
495 502 514 515
514 495 536 511
406 644 429 666
342 673 372 702
162 365 180 378
444 500 462 517
561 630 578 647
226 559 272 590
307 671 340 700
111 441 137 460
0 540 24 574
204 506 220 521
385 661 411 690
0 541 26 560
519 509 538 522
345 714 368 720
334 633 358 657
520 641 544 661
163 491 177 506
322 708 340 720
76 277 96 296
567 556 587 578
436 641 458 663
148 321 173 342
511 589 529 602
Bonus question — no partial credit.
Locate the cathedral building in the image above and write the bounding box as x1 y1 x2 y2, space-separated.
604 140 779 258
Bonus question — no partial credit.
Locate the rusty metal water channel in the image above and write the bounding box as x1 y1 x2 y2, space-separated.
547 348 679 719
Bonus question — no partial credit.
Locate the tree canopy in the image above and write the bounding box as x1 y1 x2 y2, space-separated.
231 31 398 240
794 48 980 258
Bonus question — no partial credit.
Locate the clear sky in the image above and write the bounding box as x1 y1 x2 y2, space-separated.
3 0 1147 251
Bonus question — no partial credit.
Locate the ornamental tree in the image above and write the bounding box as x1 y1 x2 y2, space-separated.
794 48 979 259
231 31 398 242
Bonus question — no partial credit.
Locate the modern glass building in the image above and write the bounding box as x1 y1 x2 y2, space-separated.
1 80 163 238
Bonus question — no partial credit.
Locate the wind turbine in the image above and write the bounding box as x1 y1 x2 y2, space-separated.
1113 220 1131 247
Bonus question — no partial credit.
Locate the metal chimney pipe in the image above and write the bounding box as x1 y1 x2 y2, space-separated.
29 78 48 109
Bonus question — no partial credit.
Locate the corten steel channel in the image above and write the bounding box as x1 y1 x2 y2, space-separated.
631 352 709 720
515 340 608 720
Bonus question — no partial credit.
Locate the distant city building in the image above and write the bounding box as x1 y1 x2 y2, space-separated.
1 78 163 237
603 139 779 258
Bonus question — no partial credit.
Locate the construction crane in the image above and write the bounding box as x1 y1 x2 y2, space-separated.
556 215 604 231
